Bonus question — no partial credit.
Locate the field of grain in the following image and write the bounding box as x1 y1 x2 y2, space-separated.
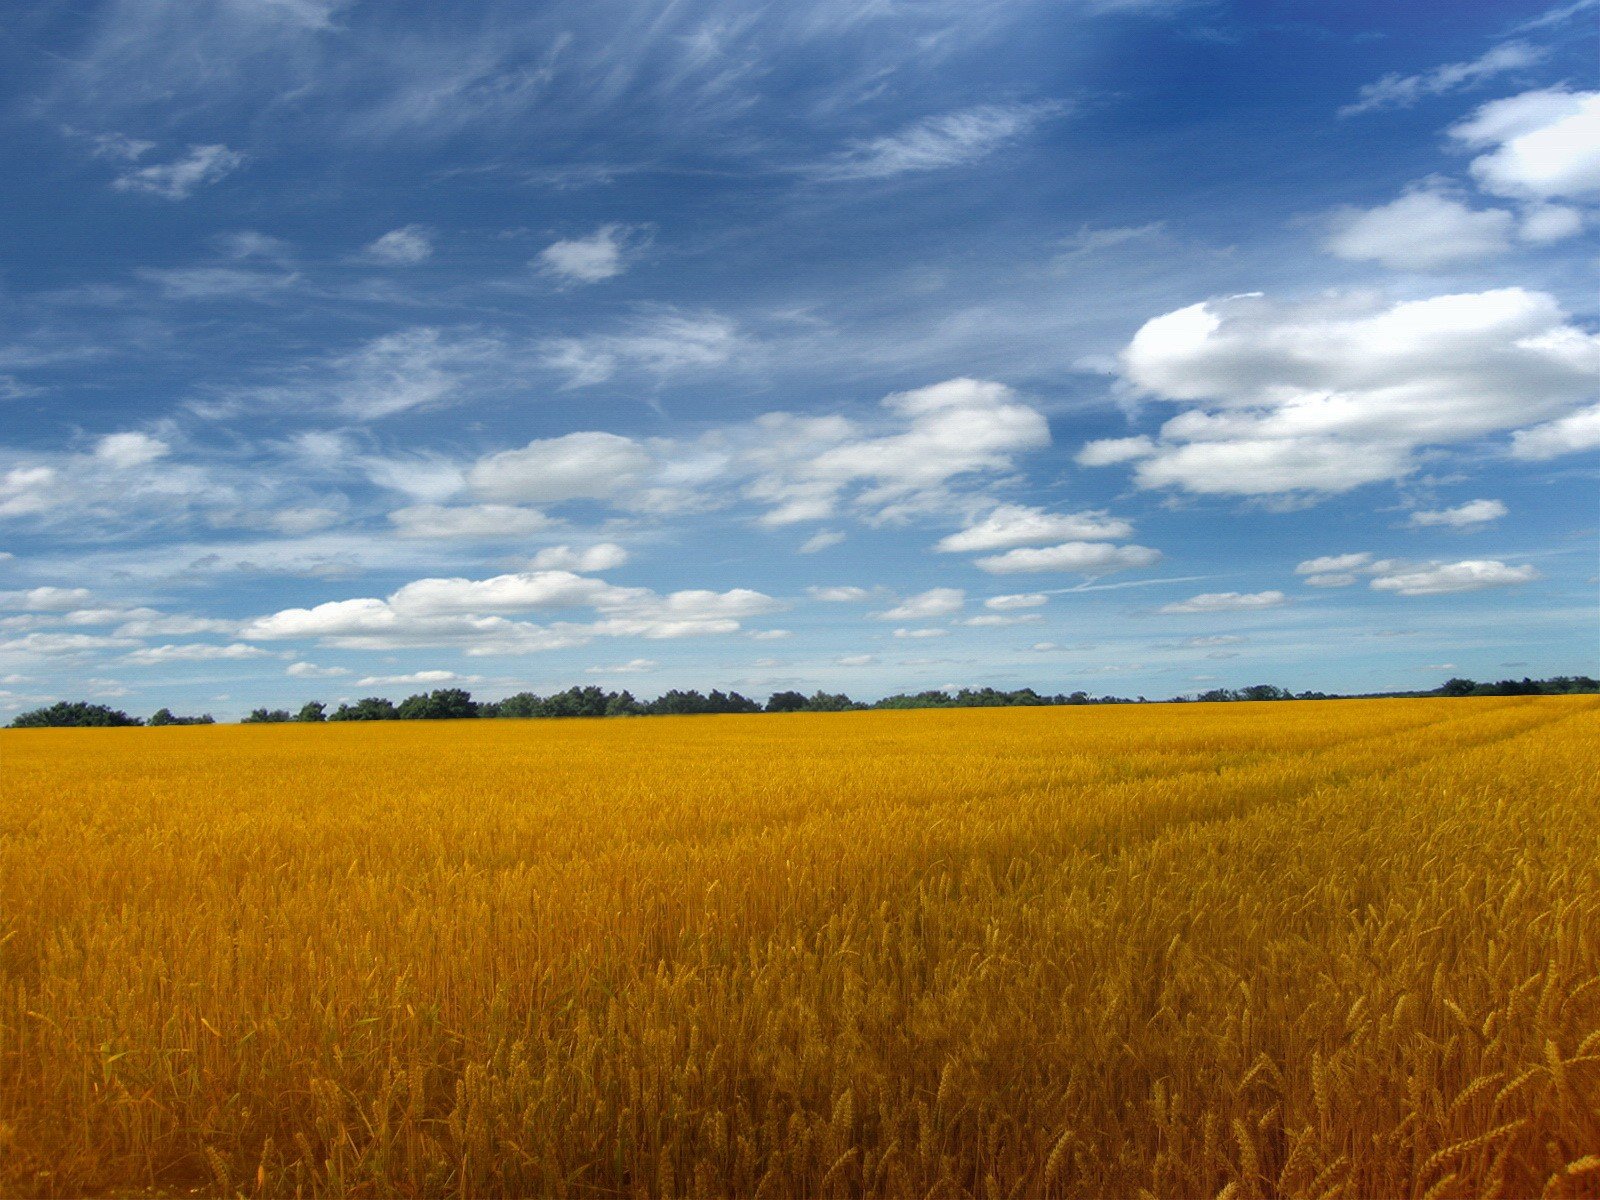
1 697 1597 1197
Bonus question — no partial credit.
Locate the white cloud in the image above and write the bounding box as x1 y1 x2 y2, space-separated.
811 102 1066 181
1370 559 1538 595
1296 552 1373 575
241 569 779 652
363 225 434 264
1340 42 1546 116
1161 590 1287 614
447 377 1051 528
765 379 1050 524
528 543 629 572
537 224 637 283
975 542 1161 575
936 504 1133 553
0 632 138 656
837 654 876 666
125 642 270 664
116 613 240 638
469 432 652 502
357 670 480 687
330 327 500 420
748 628 791 640
542 310 738 386
286 661 350 678
985 592 1047 610
93 431 169 469
587 658 657 675
112 144 245 199
1410 498 1507 527
798 529 845 554
1324 188 1514 270
389 504 553 540
387 570 634 616
1451 88 1600 200
808 586 872 603
1075 436 1155 466
877 587 964 620
1510 404 1600 458
1520 204 1585 242
1099 289 1600 496
1 586 95 611
1294 552 1381 588
893 626 948 638
962 612 1042 627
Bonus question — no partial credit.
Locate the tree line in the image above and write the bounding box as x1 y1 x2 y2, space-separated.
7 675 1596 728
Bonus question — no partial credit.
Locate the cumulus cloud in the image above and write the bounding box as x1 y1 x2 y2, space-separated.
362 225 433 264
975 542 1161 575
1451 88 1600 201
286 661 350 678
1369 559 1538 595
936 504 1134 553
528 543 629 572
1511 404 1600 459
1 586 95 611
1295 552 1373 588
893 626 948 638
1161 590 1287 614
112 144 245 199
1410 498 1507 527
1340 42 1546 116
876 587 964 620
469 432 652 503
536 224 639 283
94 432 170 469
808 586 872 603
1324 187 1515 269
810 102 1066 182
1074 436 1155 466
1092 288 1600 496
751 379 1050 525
241 569 780 652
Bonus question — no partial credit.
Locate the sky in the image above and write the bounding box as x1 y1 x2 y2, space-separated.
0 0 1596 719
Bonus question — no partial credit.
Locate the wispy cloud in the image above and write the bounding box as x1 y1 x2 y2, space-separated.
112 145 246 199
807 101 1067 181
1340 42 1546 117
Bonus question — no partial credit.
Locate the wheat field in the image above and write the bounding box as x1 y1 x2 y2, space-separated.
1 696 1597 1198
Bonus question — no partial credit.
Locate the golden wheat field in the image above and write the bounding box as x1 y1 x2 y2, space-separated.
1 697 1598 1199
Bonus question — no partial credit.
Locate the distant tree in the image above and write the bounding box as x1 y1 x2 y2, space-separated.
150 707 215 726
765 690 808 713
395 688 478 720
295 701 327 722
328 697 397 722
9 701 142 728
541 686 610 718
495 692 543 719
1239 684 1290 702
803 690 858 712
242 708 292 724
606 690 644 717
1439 677 1478 697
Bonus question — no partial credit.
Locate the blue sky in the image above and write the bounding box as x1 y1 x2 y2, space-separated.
0 0 1595 717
